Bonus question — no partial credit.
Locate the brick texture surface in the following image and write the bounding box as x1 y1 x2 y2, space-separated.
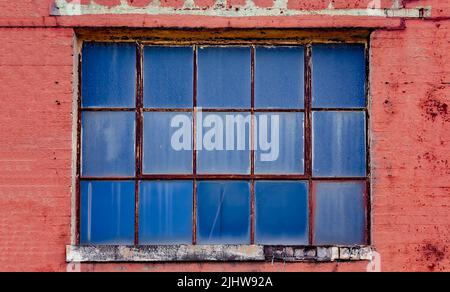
0 28 74 272
371 19 450 272
0 0 449 272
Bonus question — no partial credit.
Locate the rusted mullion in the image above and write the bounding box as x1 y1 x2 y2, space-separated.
79 175 367 181
364 178 370 245
143 108 192 112
76 48 83 245
311 108 366 112
312 177 367 181
134 42 144 246
197 108 305 113
255 109 305 113
192 45 198 245
250 46 256 245
193 180 198 245
310 181 316 245
80 107 135 112
199 108 250 113
364 40 371 245
304 44 313 246
136 174 312 180
80 177 137 181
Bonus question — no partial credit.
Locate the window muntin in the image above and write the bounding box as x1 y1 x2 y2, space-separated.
78 42 369 247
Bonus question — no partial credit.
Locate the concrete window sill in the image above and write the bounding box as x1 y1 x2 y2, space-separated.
66 245 373 263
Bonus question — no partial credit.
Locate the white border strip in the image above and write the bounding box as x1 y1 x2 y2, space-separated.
51 1 431 18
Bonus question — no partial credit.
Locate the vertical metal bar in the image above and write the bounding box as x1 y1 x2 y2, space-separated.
304 43 314 245
250 46 256 245
310 181 316 245
76 47 83 245
192 45 198 245
134 42 144 245
193 180 198 245
364 40 372 245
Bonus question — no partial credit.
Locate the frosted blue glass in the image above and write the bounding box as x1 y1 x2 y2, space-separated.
255 181 309 245
197 112 250 174
81 111 135 177
312 44 366 108
197 181 250 244
143 112 192 174
255 113 304 174
139 181 193 245
313 111 366 177
255 47 304 109
144 46 193 108
314 181 366 245
82 43 136 108
80 181 135 245
197 47 251 108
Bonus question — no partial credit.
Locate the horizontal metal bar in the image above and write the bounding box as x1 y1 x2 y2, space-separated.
79 175 368 181
81 107 366 113
196 108 251 113
81 108 136 112
311 177 368 181
144 108 305 113
254 109 305 113
143 108 192 112
311 108 366 112
80 177 136 181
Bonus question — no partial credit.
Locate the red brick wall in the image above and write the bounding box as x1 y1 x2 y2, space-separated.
371 19 450 272
0 28 74 272
0 1 449 272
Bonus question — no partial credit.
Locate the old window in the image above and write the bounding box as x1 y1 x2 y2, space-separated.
77 40 369 250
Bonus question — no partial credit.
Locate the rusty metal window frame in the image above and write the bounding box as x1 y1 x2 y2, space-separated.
72 31 372 262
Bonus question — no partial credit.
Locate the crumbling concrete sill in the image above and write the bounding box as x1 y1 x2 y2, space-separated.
66 245 373 263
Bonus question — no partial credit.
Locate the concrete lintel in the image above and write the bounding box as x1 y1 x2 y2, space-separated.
66 245 266 262
66 245 374 263
51 1 431 18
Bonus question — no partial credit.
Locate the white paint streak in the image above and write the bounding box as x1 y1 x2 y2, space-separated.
52 0 431 18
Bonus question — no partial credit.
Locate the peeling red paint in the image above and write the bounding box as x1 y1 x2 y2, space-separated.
421 87 450 123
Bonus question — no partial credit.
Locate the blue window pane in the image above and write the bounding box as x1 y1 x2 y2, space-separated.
312 44 366 108
255 113 304 174
82 111 135 177
82 43 136 108
143 112 192 174
313 111 366 177
80 181 135 245
144 46 193 108
314 182 366 245
139 181 193 245
255 181 309 245
197 181 250 244
197 112 250 174
255 47 304 109
198 47 251 108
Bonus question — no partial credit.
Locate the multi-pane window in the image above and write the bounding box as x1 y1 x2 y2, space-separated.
78 41 368 246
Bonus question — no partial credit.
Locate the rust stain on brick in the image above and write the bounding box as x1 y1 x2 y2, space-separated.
421 86 449 123
416 151 450 175
420 242 448 272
